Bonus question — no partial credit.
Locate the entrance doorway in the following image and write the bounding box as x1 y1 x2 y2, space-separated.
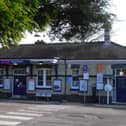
13 76 26 96
116 76 126 102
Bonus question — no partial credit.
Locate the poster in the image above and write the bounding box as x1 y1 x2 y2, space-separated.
80 80 88 92
97 73 103 82
96 73 103 90
96 82 103 90
4 79 11 89
83 73 89 80
53 79 61 91
28 79 35 90
66 77 72 84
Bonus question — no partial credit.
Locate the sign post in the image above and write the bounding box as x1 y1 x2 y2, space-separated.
82 65 89 104
80 79 88 104
96 73 103 104
104 78 113 104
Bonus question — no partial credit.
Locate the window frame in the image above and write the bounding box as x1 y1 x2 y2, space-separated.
36 68 52 88
71 68 80 89
13 68 26 75
0 68 4 87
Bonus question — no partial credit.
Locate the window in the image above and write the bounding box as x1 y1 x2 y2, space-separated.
13 68 26 75
46 69 52 86
72 69 79 76
37 69 43 87
37 69 52 88
0 68 4 87
71 68 80 89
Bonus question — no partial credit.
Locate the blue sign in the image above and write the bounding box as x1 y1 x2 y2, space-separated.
83 65 88 72
11 60 30 64
80 80 88 92
66 77 72 84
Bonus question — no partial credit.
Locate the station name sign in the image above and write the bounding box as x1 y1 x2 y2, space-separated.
0 59 30 64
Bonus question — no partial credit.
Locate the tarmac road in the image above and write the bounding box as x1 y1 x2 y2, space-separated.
0 100 125 126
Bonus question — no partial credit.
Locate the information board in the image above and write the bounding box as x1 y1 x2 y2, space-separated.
4 79 11 89
27 79 35 90
80 79 88 92
53 79 61 91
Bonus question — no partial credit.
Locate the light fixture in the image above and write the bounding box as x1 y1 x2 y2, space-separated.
52 57 60 64
119 69 124 76
52 59 58 64
13 63 18 65
38 62 43 65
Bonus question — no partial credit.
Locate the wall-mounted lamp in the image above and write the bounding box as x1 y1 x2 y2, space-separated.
52 59 58 64
119 69 124 76
13 63 18 66
37 62 43 65
52 57 60 64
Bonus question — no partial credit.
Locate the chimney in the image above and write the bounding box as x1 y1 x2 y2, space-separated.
103 28 111 47
104 28 110 42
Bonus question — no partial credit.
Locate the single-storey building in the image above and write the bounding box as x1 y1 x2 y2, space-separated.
0 41 126 103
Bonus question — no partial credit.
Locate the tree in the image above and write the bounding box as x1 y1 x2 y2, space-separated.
0 0 114 47
0 0 56 47
47 0 114 41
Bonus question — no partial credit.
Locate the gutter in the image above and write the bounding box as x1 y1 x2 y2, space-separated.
58 59 126 64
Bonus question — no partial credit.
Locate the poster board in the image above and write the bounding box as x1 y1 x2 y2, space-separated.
96 82 103 90
4 79 11 89
53 79 62 92
96 73 103 90
80 79 88 92
66 77 72 85
27 79 35 91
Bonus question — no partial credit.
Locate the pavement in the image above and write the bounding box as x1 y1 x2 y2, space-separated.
0 98 126 110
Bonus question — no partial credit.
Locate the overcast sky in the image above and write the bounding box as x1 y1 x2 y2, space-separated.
20 0 126 46
111 0 126 46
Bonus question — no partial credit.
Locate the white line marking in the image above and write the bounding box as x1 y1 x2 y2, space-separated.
33 106 66 110
0 115 33 120
18 109 51 114
28 107 59 111
0 120 20 126
36 105 65 109
7 112 42 117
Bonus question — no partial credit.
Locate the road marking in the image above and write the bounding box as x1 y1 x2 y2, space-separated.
36 105 66 109
28 107 60 111
7 112 42 117
34 105 67 110
0 115 33 120
18 109 52 114
0 120 20 126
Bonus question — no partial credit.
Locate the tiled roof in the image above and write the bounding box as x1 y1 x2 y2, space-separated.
0 42 126 60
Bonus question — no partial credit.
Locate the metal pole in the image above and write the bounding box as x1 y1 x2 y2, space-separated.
99 91 100 104
107 91 109 104
83 80 87 104
64 59 67 100
84 92 86 104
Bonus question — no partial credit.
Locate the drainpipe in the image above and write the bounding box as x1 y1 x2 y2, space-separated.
5 65 9 78
54 63 58 79
64 59 67 100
